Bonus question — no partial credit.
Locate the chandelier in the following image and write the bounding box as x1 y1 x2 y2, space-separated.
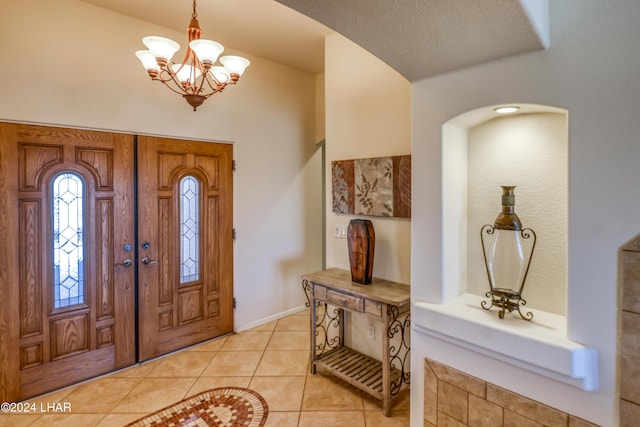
135 0 250 111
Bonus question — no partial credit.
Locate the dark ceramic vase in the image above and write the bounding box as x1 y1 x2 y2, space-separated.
347 219 375 284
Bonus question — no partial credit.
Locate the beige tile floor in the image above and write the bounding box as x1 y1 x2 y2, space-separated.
0 309 410 427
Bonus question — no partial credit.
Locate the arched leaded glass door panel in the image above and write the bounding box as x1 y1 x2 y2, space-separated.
52 172 86 309
179 175 201 284
0 123 135 401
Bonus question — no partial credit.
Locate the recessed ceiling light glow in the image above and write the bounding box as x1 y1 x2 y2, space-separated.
494 106 520 114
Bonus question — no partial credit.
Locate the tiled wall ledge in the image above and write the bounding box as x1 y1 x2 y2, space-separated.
413 293 598 391
424 357 599 427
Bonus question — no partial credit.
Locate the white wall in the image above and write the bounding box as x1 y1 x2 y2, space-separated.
0 0 323 331
442 124 468 302
325 33 411 357
325 33 412 284
314 73 326 144
411 1 640 426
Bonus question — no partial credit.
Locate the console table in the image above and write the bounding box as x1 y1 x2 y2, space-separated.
302 268 410 416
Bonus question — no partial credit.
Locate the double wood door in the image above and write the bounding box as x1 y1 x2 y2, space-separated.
0 123 233 402
136 136 234 361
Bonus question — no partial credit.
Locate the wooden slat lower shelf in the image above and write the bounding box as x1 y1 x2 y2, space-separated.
314 347 401 400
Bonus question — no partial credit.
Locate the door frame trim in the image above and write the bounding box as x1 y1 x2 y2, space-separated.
133 134 140 362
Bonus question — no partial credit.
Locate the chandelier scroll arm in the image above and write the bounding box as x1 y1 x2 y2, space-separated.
154 65 196 96
201 73 227 95
192 60 215 96
158 76 194 97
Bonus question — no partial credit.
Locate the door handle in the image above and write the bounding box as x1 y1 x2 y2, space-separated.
141 256 158 265
116 259 133 267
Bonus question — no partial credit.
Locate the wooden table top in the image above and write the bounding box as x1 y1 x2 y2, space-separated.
302 268 410 306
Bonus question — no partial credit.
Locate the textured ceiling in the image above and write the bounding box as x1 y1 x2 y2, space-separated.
275 0 547 81
82 0 546 81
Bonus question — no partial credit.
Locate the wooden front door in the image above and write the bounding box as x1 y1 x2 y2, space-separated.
137 136 234 361
0 123 136 401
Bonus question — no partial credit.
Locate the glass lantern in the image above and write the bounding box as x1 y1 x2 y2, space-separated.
480 186 536 320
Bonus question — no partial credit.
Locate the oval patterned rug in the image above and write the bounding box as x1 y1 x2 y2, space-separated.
125 387 269 427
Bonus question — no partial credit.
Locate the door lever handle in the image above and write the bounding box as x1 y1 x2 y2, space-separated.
115 259 133 268
141 256 159 265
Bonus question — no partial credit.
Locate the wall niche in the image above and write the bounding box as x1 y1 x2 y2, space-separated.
442 104 568 315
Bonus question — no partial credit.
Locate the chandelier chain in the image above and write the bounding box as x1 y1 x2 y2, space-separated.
192 0 197 19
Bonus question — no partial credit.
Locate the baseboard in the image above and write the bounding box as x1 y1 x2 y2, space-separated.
235 305 308 333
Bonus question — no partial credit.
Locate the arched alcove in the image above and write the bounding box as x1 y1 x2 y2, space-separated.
442 104 568 315
414 103 597 392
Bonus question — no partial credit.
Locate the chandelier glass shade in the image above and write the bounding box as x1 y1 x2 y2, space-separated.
135 0 250 111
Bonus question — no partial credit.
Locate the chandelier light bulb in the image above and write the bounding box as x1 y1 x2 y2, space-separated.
171 64 202 85
220 55 251 76
135 50 160 71
210 66 231 84
189 39 224 66
142 36 180 62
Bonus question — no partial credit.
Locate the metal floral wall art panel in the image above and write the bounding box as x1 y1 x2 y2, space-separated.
332 155 411 218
